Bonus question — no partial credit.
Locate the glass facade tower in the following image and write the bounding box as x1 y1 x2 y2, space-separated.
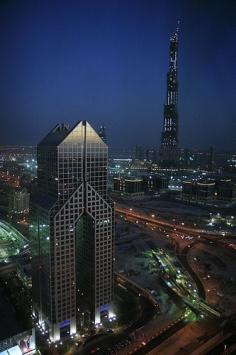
30 121 114 341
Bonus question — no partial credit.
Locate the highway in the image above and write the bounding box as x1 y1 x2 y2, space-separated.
151 249 221 319
115 206 234 240
206 332 236 354
115 205 228 306
134 317 186 354
113 204 227 353
177 242 206 299
116 206 226 314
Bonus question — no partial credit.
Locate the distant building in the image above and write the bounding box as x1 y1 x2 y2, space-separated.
182 180 216 201
146 149 157 163
125 179 143 195
129 159 150 173
208 146 215 171
113 177 144 196
113 175 169 196
9 188 30 216
98 125 107 144
30 121 114 341
182 178 236 203
135 145 145 160
179 148 195 168
113 177 122 192
142 175 169 192
216 179 236 202
159 22 180 168
196 181 216 200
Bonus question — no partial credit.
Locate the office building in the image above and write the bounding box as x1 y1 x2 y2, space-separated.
113 177 144 196
142 175 169 192
30 121 114 341
182 180 216 200
9 188 30 215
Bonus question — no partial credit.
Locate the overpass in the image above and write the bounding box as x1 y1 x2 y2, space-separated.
115 206 233 239
115 272 159 309
151 250 221 319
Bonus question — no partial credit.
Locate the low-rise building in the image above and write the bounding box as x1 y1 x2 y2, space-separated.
182 178 236 203
182 180 215 200
9 188 30 216
113 177 144 196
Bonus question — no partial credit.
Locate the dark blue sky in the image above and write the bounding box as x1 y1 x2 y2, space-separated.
0 0 235 150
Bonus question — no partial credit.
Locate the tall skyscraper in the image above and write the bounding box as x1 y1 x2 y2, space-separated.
159 22 180 168
30 121 114 341
98 125 107 144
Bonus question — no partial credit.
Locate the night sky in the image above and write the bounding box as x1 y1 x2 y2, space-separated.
0 0 235 150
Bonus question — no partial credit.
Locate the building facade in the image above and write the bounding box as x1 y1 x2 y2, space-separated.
159 22 180 168
142 175 169 192
182 180 216 201
9 188 30 216
30 121 114 341
113 177 144 196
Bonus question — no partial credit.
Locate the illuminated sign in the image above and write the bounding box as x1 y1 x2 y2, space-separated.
59 319 70 328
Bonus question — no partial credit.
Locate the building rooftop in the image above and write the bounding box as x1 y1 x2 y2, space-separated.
38 123 69 147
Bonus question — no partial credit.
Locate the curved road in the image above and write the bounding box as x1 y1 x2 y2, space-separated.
177 242 206 299
116 207 228 302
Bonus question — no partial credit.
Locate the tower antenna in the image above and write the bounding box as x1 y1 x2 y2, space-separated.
175 19 180 38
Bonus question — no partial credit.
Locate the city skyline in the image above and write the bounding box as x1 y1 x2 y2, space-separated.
0 0 235 150
1 2 236 354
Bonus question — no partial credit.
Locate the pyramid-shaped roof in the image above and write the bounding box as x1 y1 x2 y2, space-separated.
38 123 70 147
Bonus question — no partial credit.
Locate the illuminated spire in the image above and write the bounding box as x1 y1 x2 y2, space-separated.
176 19 180 37
171 20 180 41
